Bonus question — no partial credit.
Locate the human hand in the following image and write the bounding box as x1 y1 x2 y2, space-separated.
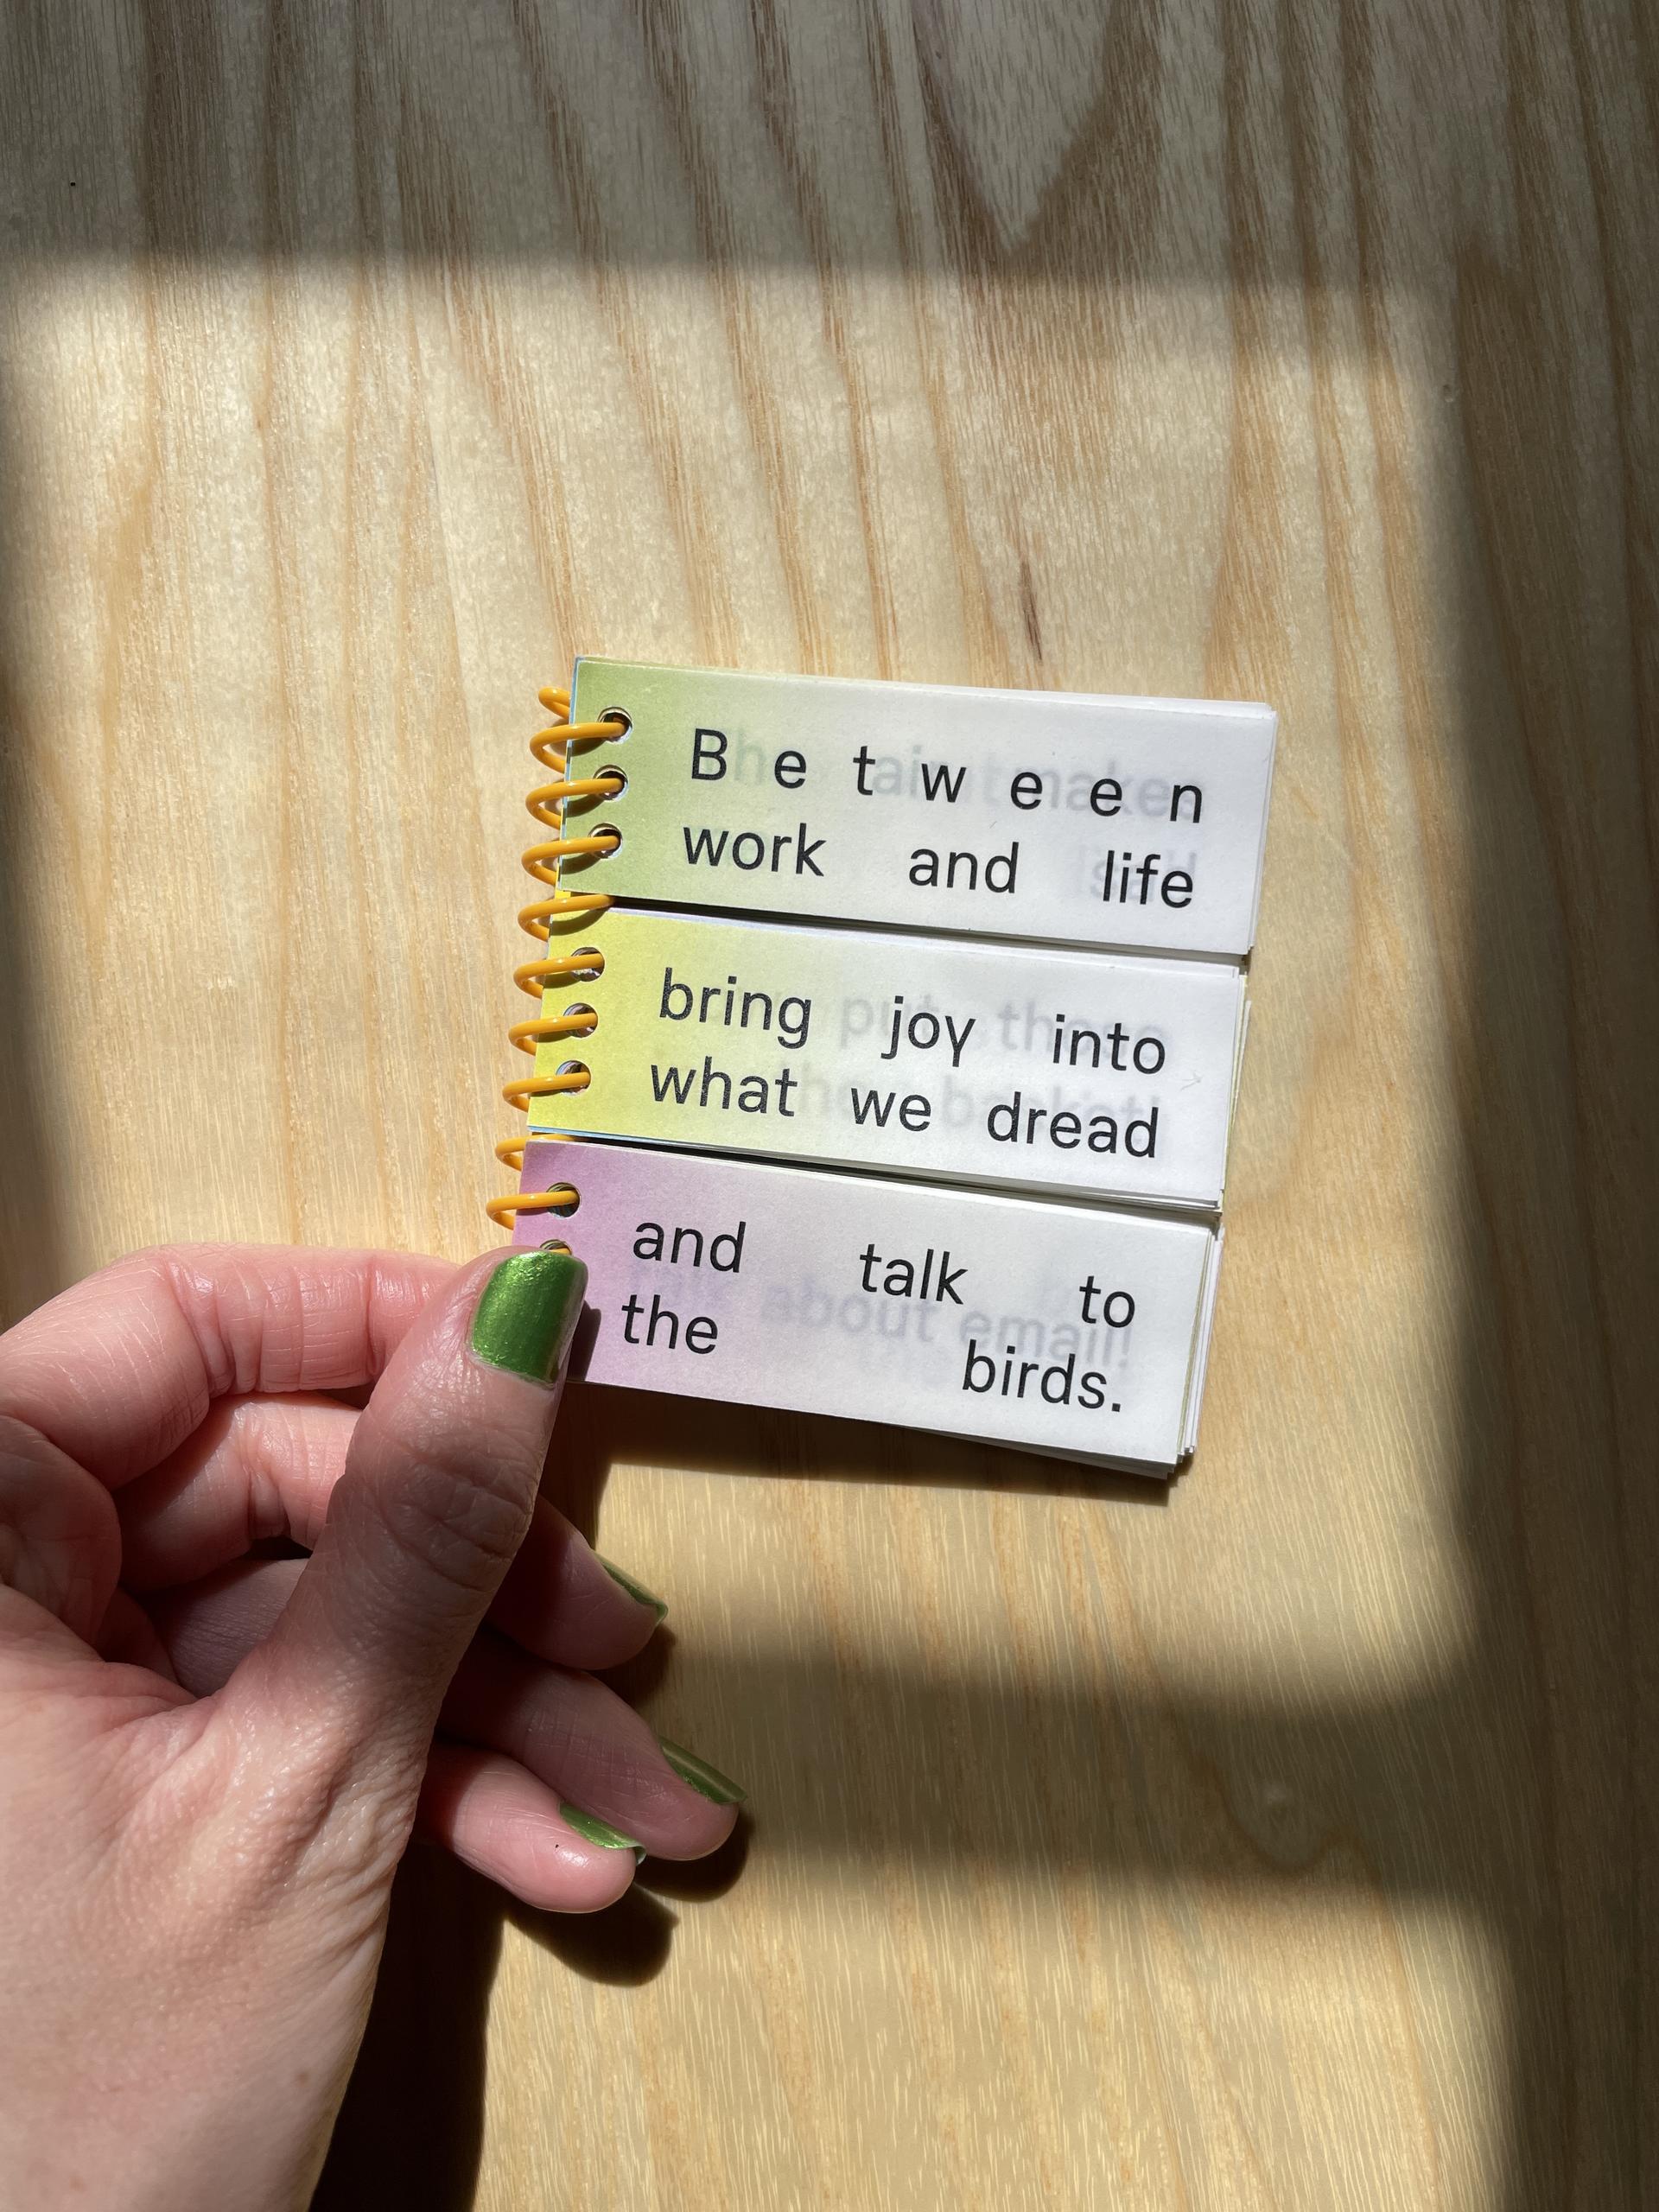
0 1244 743 2209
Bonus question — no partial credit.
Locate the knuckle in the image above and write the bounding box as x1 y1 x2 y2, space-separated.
366 1421 538 1600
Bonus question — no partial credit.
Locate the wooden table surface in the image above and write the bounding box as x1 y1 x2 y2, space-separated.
3 4 1656 2206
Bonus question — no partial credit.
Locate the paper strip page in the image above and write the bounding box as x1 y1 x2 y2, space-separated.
531 908 1246 1210
567 658 1276 957
513 1140 1218 1471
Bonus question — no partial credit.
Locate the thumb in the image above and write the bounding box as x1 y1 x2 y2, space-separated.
226 1247 587 1775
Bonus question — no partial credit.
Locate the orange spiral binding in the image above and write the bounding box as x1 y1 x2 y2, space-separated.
486 683 628 1232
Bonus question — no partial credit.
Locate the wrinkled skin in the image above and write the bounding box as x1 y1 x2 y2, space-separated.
0 1245 734 2209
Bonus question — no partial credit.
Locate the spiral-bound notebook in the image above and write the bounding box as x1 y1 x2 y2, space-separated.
490 659 1275 1477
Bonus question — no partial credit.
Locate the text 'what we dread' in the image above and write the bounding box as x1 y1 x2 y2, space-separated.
648 966 1168 1160
682 726 1206 908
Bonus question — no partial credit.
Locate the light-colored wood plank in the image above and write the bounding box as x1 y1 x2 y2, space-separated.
2 3 1656 2204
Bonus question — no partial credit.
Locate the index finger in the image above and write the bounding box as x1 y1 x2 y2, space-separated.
0 1243 456 1489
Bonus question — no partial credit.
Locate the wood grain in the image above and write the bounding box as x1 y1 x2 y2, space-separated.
3 3 1656 2206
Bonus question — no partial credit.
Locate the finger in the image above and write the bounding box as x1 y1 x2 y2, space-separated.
145 1556 305 1692
230 1249 588 1770
148 1564 639 1911
0 1245 454 1489
152 1560 740 1864
486 1504 665 1674
117 1394 664 1669
115 1395 358 1582
0 1411 122 1646
441 1631 741 1862
94 1586 178 1677
418 1745 639 1912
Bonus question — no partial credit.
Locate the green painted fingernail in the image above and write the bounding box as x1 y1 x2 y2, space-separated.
560 1802 642 1850
659 1738 747 1806
471 1251 587 1382
597 1554 669 1622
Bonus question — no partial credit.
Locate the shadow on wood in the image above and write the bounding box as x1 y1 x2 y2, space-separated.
0 5 1654 2208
